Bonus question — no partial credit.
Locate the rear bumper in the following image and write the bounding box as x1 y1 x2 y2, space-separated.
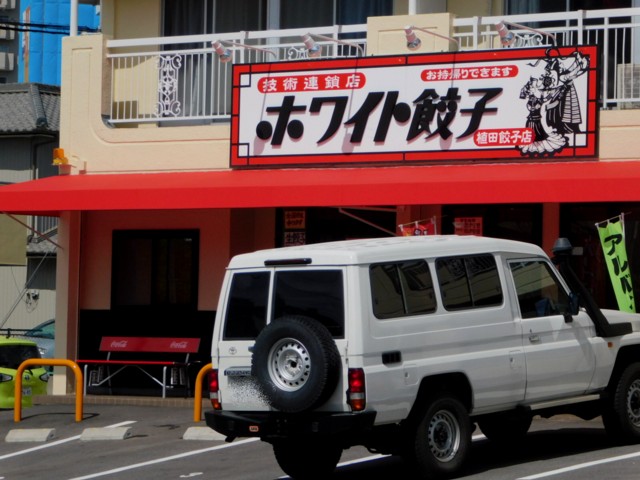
205 409 377 441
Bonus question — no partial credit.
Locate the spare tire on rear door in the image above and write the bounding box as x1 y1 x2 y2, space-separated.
251 315 341 413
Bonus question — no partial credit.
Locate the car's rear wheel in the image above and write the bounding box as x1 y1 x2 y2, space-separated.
272 438 342 479
252 315 340 413
603 362 640 443
407 394 472 479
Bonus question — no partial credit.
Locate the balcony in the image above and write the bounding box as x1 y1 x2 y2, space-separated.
104 8 640 127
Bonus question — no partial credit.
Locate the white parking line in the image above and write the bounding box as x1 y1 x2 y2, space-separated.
0 421 136 461
67 438 259 480
517 450 640 479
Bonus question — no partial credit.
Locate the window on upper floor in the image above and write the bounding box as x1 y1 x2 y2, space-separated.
162 0 392 37
505 0 629 14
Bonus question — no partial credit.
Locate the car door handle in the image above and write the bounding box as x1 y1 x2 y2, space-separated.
529 334 540 343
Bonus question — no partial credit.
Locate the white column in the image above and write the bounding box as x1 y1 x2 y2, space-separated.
70 0 78 36
635 0 640 64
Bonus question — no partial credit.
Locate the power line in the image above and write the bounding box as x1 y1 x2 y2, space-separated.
0 20 98 36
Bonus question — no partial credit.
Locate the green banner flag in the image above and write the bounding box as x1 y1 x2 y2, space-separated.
597 218 635 313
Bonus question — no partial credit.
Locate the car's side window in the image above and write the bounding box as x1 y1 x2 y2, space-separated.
436 255 503 311
510 260 570 319
370 260 436 319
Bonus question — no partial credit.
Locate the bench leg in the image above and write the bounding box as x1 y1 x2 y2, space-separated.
162 366 167 399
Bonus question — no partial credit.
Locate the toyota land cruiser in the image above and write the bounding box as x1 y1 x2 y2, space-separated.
205 235 640 479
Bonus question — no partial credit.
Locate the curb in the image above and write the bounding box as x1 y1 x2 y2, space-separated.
6 428 56 443
183 426 226 441
80 426 133 441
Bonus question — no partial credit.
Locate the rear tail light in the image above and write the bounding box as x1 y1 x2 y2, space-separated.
347 368 366 411
208 369 221 410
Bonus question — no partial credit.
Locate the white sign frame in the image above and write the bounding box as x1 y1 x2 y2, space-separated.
230 46 598 168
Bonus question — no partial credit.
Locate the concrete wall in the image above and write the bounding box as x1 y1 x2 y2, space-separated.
60 34 230 174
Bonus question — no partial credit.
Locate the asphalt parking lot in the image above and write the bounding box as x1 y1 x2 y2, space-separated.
0 394 245 480
3 396 640 480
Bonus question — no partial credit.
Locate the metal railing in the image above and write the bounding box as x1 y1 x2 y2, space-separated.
105 8 640 125
107 25 365 124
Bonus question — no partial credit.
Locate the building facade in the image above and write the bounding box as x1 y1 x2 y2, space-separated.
0 0 18 83
0 0 99 85
0 0 639 395
18 0 100 85
0 83 59 331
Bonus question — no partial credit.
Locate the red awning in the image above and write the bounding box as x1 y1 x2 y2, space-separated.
1 161 640 216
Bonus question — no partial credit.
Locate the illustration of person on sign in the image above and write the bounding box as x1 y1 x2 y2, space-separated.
518 49 590 156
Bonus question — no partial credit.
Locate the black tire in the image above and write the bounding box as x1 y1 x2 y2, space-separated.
603 362 640 443
273 438 342 479
252 315 340 413
478 411 532 444
408 394 472 479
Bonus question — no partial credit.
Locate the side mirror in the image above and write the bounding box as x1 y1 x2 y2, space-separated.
563 292 580 323
569 292 580 315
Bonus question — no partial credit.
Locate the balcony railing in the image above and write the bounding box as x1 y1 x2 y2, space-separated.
106 8 640 126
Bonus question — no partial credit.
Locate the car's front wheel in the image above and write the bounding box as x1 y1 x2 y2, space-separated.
272 438 342 479
603 362 640 443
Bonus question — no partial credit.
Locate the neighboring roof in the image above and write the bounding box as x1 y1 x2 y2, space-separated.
0 83 60 134
27 233 58 255
1 160 640 217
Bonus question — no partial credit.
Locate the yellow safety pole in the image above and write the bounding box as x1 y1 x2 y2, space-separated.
193 363 213 422
14 358 84 423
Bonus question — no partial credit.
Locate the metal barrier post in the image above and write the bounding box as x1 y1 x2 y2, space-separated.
14 359 84 423
193 363 212 422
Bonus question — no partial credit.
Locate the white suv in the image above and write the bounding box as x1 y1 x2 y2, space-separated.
205 235 640 479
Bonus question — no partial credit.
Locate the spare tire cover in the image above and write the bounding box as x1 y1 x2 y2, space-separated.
251 315 340 413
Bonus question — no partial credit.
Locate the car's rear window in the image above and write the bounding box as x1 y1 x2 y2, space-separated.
223 269 345 339
0 344 41 369
273 270 344 337
223 272 270 340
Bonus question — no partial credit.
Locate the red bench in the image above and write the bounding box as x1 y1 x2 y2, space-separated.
77 336 201 398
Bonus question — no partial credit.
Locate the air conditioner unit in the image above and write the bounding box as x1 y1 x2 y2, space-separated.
0 28 15 40
0 0 16 10
0 0 16 9
616 63 640 110
0 52 14 71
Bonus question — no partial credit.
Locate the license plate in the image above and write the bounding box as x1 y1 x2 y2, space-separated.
22 387 32 397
